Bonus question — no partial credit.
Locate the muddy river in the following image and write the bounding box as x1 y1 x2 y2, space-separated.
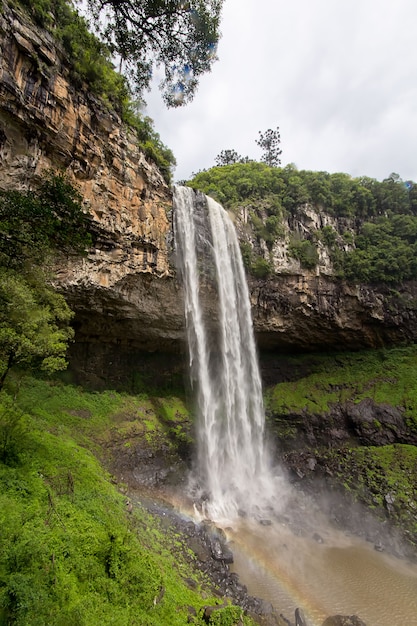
227 517 417 626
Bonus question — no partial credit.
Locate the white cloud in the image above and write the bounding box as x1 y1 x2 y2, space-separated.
146 0 417 183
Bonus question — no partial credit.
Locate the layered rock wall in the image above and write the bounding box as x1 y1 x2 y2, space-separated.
2 1 417 369
0 0 185 352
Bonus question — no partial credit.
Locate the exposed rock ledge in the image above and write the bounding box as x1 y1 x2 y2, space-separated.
2 1 417 358
0 0 181 350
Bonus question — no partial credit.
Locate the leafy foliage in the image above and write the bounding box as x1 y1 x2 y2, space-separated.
0 268 74 390
0 173 90 388
288 236 319 269
123 106 176 183
86 0 223 107
188 163 417 282
0 173 90 269
264 346 417 540
215 149 246 166
0 377 256 625
209 605 244 625
214 127 281 169
340 215 417 283
255 127 282 167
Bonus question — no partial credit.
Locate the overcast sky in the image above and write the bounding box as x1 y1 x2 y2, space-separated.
145 0 417 183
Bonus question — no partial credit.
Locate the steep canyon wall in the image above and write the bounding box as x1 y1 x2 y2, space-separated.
1 1 417 388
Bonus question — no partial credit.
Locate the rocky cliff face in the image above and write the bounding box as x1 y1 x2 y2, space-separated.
0 0 185 354
2 1 417 373
242 201 417 351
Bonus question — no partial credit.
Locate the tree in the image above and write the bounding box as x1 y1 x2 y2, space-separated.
0 173 91 388
0 173 91 269
87 0 224 106
256 127 282 167
215 149 242 166
0 268 74 390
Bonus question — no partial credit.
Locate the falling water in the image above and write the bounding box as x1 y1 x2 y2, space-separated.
173 186 279 521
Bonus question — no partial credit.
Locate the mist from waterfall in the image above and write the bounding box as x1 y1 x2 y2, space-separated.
173 186 282 521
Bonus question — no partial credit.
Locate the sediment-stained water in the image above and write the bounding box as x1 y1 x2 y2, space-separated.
228 517 417 626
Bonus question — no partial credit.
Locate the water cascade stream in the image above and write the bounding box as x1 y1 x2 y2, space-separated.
173 185 281 521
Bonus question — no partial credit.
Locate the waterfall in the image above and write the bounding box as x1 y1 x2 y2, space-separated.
173 186 279 521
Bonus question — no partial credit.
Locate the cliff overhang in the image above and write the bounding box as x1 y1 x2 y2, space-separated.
2 2 417 363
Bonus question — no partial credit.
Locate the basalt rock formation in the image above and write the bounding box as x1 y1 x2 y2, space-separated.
2 0 417 378
0 0 183 358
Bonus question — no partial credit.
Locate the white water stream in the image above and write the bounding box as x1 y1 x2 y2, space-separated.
173 185 281 521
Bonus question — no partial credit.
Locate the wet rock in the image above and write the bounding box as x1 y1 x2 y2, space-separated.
188 537 210 562
202 603 228 623
184 577 197 589
307 457 317 471
384 492 395 514
346 399 415 446
295 607 307 625
210 538 234 564
186 605 197 623
184 521 197 536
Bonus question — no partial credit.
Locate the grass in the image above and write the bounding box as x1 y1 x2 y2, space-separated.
264 346 417 543
265 346 417 422
322 443 417 539
0 375 255 625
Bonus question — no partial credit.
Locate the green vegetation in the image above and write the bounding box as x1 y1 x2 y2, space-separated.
0 160 252 625
0 174 91 390
331 444 417 517
85 0 223 107
264 346 417 540
0 376 254 625
15 0 176 181
341 215 417 283
288 235 319 269
255 127 282 167
265 346 417 417
215 126 282 168
188 164 417 282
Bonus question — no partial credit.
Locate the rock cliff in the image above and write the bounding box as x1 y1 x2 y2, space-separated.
2 0 417 373
0 0 184 354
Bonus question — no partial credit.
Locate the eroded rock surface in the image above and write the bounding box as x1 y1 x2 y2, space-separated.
2 1 417 359
0 0 181 352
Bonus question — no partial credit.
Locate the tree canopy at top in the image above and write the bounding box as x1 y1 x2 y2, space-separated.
87 0 224 106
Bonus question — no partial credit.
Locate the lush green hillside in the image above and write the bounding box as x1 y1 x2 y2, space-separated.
0 173 256 625
188 163 417 283
264 345 417 544
2 345 417 624
0 375 254 625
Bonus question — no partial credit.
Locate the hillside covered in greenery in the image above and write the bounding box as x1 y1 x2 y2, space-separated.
0 373 259 625
264 345 417 547
188 163 417 283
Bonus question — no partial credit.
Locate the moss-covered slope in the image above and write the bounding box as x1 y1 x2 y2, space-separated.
0 377 255 625
264 346 417 547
